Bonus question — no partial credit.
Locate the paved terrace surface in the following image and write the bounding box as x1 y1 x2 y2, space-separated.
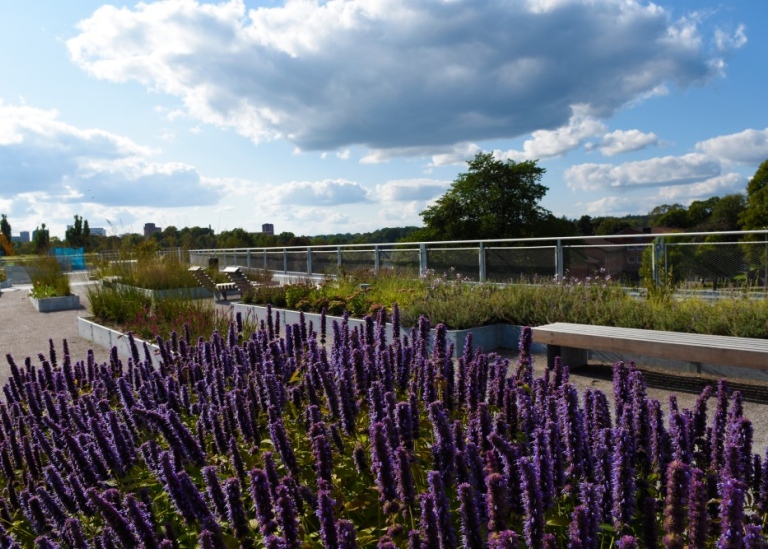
2 274 768 451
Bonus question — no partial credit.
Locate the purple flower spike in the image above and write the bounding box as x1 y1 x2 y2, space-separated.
337 519 359 549
663 460 690 549
518 457 544 548
224 477 252 542
249 469 277 536
458 482 483 549
428 471 457 549
316 489 338 549
275 484 300 549
420 493 440 549
718 476 746 549
489 531 519 549
87 489 138 549
617 536 638 549
745 524 768 549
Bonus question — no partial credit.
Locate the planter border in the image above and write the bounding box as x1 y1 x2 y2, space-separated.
77 317 163 367
232 303 546 356
30 294 80 312
113 282 214 301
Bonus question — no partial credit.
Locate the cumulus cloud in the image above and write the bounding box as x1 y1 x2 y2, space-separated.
578 172 746 217
593 129 660 156
497 106 605 161
376 179 450 202
695 128 768 164
565 153 722 191
67 0 737 153
0 100 220 207
264 179 370 206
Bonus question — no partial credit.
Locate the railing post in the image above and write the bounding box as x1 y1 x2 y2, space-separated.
478 242 486 282
374 245 380 276
652 237 662 286
247 250 251 269
307 248 313 275
263 249 268 270
233 250 237 268
337 247 342 269
555 239 564 280
283 248 288 274
419 243 428 277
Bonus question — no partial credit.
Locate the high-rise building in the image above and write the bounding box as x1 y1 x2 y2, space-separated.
262 223 274 235
144 223 162 237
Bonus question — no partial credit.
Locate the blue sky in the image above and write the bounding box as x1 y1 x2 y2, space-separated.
1 0 766 239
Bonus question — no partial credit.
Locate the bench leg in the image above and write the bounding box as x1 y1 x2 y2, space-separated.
547 345 589 370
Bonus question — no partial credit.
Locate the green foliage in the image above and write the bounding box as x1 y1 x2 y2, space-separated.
0 268 5 283
102 255 198 290
65 214 91 249
27 256 71 297
33 223 50 253
740 158 768 230
87 284 151 325
418 152 550 240
243 268 768 337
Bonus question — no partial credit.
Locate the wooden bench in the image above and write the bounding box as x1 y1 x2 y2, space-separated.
531 322 768 373
188 266 239 300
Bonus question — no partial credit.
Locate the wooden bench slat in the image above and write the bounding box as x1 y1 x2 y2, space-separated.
531 323 768 371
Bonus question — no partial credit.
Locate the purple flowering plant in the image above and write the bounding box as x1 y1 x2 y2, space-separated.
0 306 766 547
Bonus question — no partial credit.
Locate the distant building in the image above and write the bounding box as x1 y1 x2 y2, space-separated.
11 231 30 243
262 223 274 236
90 228 107 237
144 223 162 237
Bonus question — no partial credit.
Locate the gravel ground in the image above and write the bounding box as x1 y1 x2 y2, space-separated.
3 273 768 452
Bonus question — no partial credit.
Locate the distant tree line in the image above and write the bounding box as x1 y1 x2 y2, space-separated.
3 158 766 259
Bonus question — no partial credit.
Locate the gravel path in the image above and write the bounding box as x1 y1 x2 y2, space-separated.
3 273 768 452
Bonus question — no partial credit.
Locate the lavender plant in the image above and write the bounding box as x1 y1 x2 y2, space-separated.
0 308 766 547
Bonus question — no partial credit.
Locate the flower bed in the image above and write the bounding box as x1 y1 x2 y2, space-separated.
1 312 766 547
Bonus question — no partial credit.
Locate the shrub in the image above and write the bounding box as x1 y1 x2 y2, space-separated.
27 256 71 298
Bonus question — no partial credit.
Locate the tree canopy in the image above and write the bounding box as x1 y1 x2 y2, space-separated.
740 159 768 230
417 152 551 240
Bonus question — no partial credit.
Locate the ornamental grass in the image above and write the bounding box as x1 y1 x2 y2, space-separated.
0 309 766 547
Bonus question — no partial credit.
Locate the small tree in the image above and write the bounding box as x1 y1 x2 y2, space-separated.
33 223 50 254
739 159 768 230
0 214 10 242
418 152 550 240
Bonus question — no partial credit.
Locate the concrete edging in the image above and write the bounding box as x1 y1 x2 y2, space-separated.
232 303 545 356
30 294 80 312
77 317 162 367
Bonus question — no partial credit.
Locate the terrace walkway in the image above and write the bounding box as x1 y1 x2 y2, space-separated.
3 274 768 450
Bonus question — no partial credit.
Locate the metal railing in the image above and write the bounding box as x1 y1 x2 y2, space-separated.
188 230 768 289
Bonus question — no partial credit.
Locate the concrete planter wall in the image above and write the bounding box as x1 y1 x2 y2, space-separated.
0 279 10 289
114 283 213 300
30 294 80 312
77 317 162 367
232 303 546 356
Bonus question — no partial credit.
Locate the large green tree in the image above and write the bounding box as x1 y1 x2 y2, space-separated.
739 159 768 230
418 152 550 240
65 215 91 249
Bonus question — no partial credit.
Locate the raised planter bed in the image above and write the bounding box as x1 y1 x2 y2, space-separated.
232 303 546 356
30 294 80 312
114 282 214 300
77 317 162 367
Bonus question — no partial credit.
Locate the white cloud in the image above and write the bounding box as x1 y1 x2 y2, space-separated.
715 24 747 52
655 173 746 201
0 99 220 207
594 129 660 156
695 128 768 164
565 153 721 191
497 106 605 161
576 172 746 217
264 179 370 206
68 0 735 153
376 179 450 202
